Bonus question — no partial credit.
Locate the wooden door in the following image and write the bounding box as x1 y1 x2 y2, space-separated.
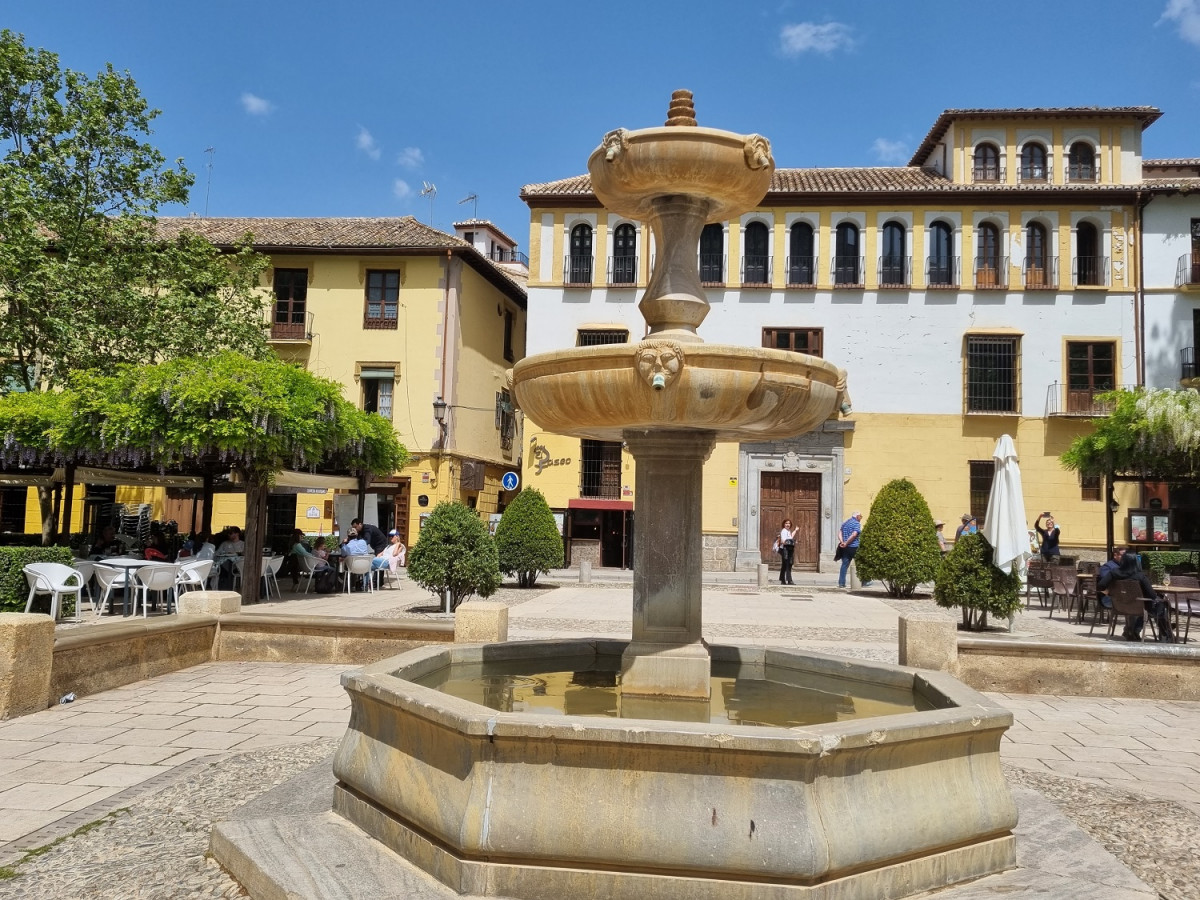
392 479 411 548
759 472 821 571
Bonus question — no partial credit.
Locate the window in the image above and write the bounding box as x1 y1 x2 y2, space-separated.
496 389 515 452
928 221 955 286
975 222 1003 287
880 221 907 286
1080 473 1102 502
965 335 1019 413
1076 222 1102 286
577 328 629 347
360 367 395 420
503 309 515 362
364 270 400 329
1066 341 1116 412
834 223 860 285
581 439 622 499
1025 222 1051 287
0 486 27 533
568 224 593 284
968 460 996 524
699 223 724 284
742 221 770 284
1020 142 1048 181
973 143 1001 182
763 327 823 357
611 223 637 285
788 221 815 285
272 268 308 339
1068 142 1096 181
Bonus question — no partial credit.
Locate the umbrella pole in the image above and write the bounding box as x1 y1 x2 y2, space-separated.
1105 474 1115 558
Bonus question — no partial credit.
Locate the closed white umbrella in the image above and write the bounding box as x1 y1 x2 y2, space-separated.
982 434 1031 577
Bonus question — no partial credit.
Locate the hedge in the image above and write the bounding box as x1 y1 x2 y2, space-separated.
0 546 77 613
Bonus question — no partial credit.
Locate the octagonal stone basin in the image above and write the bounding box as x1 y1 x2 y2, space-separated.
512 341 847 442
332 640 1017 900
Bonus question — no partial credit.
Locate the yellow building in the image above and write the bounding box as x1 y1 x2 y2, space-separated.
520 106 1198 571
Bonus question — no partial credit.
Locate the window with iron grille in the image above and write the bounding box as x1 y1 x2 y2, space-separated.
364 270 400 329
969 460 995 524
577 328 629 347
496 389 515 451
965 335 1019 413
763 328 823 357
1080 473 1102 502
580 440 622 500
973 143 1001 181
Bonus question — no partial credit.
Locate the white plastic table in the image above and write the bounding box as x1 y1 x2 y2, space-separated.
99 557 153 615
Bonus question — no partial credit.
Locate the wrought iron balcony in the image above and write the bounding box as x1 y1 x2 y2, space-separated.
607 255 638 286
972 164 1005 183
699 253 725 286
785 255 816 287
491 248 529 265
1073 256 1109 287
1176 253 1200 287
831 256 864 287
741 255 772 286
878 255 910 288
973 256 1008 289
1067 163 1099 182
564 255 594 286
1018 163 1051 183
1046 382 1121 417
1183 347 1196 382
1023 256 1058 290
269 310 314 342
926 256 959 288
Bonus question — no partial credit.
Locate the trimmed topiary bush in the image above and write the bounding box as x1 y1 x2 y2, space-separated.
0 545 76 612
494 488 563 588
853 478 941 597
407 502 501 611
934 532 1021 630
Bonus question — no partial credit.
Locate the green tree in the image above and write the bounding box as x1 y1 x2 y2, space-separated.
854 478 941 597
934 532 1021 630
494 488 563 588
1062 387 1200 480
408 502 501 611
0 30 270 539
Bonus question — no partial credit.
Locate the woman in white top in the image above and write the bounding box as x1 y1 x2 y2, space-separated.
778 518 796 586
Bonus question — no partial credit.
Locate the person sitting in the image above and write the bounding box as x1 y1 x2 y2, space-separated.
289 529 330 588
371 530 406 579
143 533 170 561
342 533 371 557
1099 547 1172 641
312 536 330 560
90 526 124 558
216 527 245 557
192 533 216 561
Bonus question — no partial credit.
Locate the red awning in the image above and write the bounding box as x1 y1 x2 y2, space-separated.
568 498 633 511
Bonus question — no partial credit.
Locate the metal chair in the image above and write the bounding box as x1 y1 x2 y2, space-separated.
1047 567 1078 619
22 563 84 621
343 555 374 594
135 564 181 617
1107 580 1157 642
1165 575 1200 643
1025 562 1053 608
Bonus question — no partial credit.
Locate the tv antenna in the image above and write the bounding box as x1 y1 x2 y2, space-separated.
458 193 478 219
419 182 437 225
203 147 216 216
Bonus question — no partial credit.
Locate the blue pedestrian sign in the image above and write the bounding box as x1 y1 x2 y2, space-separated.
502 471 520 491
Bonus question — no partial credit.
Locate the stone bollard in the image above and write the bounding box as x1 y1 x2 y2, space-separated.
455 601 509 643
0 613 56 718
898 611 959 673
579 560 592 585
757 563 768 588
176 590 242 617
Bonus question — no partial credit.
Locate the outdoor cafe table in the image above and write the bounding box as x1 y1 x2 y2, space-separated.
99 557 152 616
1155 584 1199 643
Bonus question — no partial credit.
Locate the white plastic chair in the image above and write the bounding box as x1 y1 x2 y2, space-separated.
23 563 84 621
93 564 133 617
260 555 284 600
135 564 180 617
71 560 97 621
297 554 322 594
177 559 213 594
343 555 374 594
373 560 398 591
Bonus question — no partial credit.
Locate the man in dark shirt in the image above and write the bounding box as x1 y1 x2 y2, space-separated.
351 518 388 555
1034 512 1061 562
1097 546 1171 641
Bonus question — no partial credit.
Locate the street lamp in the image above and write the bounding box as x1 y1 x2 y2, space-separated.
433 397 448 430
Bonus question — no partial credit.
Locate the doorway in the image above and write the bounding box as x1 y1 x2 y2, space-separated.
601 510 633 569
759 472 821 570
265 493 298 556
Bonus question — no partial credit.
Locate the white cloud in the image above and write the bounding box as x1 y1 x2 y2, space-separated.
356 126 381 160
779 21 854 56
396 147 424 168
393 179 412 200
871 138 909 164
1161 0 1200 45
240 92 273 116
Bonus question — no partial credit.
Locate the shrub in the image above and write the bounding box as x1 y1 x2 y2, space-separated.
934 532 1021 630
0 546 76 613
853 479 941 597
1140 549 1198 582
494 488 563 588
407 502 501 611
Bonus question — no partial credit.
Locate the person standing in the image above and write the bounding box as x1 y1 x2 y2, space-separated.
954 513 971 540
838 511 865 589
1034 512 1061 563
777 518 796 585
935 520 948 555
350 518 388 555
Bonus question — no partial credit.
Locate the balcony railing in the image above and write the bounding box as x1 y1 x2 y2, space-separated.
491 248 529 265
269 310 314 342
1023 256 1058 290
878 255 910 288
1046 382 1121 417
1184 346 1196 382
699 254 725 285
785 255 816 286
564 255 594 286
831 256 864 287
741 255 772 286
972 164 1005 183
1018 163 1051 183
1073 255 1109 287
1176 253 1200 287
973 256 1009 289
1067 163 1100 182
607 255 638 286
926 256 960 288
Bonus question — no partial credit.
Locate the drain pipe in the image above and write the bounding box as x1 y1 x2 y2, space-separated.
439 250 452 448
1135 189 1148 387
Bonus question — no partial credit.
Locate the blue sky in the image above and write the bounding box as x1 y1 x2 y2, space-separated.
8 1 1200 247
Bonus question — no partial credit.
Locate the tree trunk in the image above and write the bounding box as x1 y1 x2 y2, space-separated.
201 472 214 536
61 465 76 544
38 486 55 546
240 477 268 606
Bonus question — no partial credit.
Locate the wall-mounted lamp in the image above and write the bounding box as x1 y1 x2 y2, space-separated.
1109 499 1121 513
433 397 448 425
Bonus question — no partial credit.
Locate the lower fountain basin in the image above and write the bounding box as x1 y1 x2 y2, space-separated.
511 341 847 442
332 640 1017 900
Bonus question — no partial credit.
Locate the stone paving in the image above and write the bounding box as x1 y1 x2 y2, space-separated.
1 576 1197 897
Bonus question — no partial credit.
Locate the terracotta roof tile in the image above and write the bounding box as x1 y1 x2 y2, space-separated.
1145 158 1200 166
155 216 470 250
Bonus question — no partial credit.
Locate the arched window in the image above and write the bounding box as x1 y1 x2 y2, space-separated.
973 143 1001 182
976 222 1001 287
1025 222 1049 287
743 221 769 284
880 221 907 285
1076 222 1102 285
1020 142 1048 181
929 221 954 286
1068 142 1096 181
788 221 815 285
569 223 593 284
834 223 860 285
699 223 724 283
611 223 636 285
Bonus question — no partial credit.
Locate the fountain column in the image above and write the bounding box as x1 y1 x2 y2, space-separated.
620 428 716 700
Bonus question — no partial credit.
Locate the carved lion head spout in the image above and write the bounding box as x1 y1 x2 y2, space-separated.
601 128 630 162
743 134 773 171
635 341 684 392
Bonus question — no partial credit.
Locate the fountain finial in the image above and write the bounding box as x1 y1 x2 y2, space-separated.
664 90 697 127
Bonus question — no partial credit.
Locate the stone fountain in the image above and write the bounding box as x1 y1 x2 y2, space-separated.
329 92 1017 899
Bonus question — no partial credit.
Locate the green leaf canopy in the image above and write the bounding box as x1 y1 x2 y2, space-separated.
1061 388 1200 480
